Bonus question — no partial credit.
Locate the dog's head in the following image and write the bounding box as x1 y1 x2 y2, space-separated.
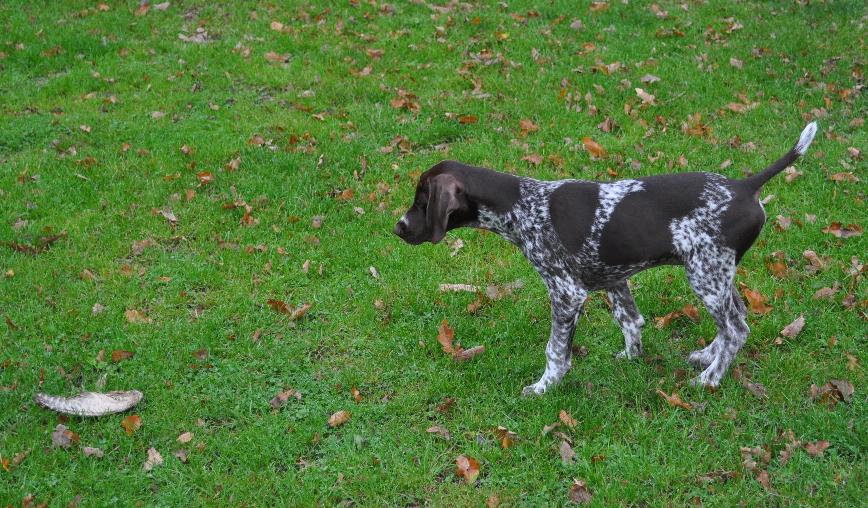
393 164 473 245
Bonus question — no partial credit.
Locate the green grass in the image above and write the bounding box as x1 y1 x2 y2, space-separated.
1 0 865 505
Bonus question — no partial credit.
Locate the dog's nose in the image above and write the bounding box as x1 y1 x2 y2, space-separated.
393 221 406 236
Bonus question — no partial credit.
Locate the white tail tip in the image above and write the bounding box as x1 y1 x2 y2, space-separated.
795 121 817 155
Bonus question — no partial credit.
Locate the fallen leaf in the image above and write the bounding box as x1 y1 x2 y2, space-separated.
640 74 660 84
780 315 805 338
191 348 208 361
458 115 478 124
822 222 862 239
810 379 854 406
82 446 103 458
177 432 193 443
196 172 214 185
757 469 772 491
51 424 79 448
175 448 188 463
455 455 480 484
828 379 853 403
519 119 539 136
264 51 289 63
328 410 351 428
493 426 516 448
267 299 312 320
829 172 859 183
741 286 772 314
635 88 655 105
452 345 485 361
351 386 362 403
656 388 693 410
121 415 142 436
582 137 607 158
741 379 768 399
569 478 592 504
124 309 152 324
269 388 301 409
812 287 837 300
143 447 163 471
804 440 830 457
111 350 134 363
784 167 802 182
131 238 156 256
802 250 826 269
559 440 576 464
559 409 577 428
437 319 456 354
730 57 744 69
522 154 543 165
427 425 451 439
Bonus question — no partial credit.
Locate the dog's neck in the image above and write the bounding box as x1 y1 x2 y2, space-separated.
452 165 523 241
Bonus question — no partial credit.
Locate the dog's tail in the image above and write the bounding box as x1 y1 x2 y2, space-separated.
742 122 817 190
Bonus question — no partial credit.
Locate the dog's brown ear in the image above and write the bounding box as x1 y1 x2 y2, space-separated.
426 174 462 244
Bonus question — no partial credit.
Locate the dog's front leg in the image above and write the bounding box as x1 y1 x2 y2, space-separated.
522 284 588 396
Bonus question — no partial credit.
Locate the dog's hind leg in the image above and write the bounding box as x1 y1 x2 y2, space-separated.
608 280 645 359
684 249 747 387
522 280 587 396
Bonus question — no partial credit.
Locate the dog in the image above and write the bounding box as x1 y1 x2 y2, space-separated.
394 122 817 396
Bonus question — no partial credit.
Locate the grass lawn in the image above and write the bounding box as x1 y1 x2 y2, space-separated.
1 0 865 505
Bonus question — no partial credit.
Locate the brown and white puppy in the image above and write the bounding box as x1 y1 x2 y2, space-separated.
394 123 817 396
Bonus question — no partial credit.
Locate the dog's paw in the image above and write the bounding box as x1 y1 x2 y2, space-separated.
521 383 546 397
615 344 643 360
687 349 714 369
688 373 720 390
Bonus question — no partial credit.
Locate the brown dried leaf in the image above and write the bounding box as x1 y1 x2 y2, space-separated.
453 345 485 361
635 88 655 105
780 315 805 338
82 446 103 458
829 379 853 403
656 388 693 410
569 478 593 504
741 379 768 399
455 455 480 484
822 222 862 239
804 440 830 457
269 388 301 409
522 153 543 165
741 286 772 314
143 447 163 471
812 287 837 300
458 115 478 125
121 414 142 436
264 51 289 63
559 409 577 428
177 432 193 444
493 426 517 448
111 350 134 363
559 440 576 464
829 172 859 183
437 319 456 354
328 410 351 428
519 119 539 136
582 137 607 158
266 299 312 320
124 309 152 324
426 425 451 439
51 424 79 448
